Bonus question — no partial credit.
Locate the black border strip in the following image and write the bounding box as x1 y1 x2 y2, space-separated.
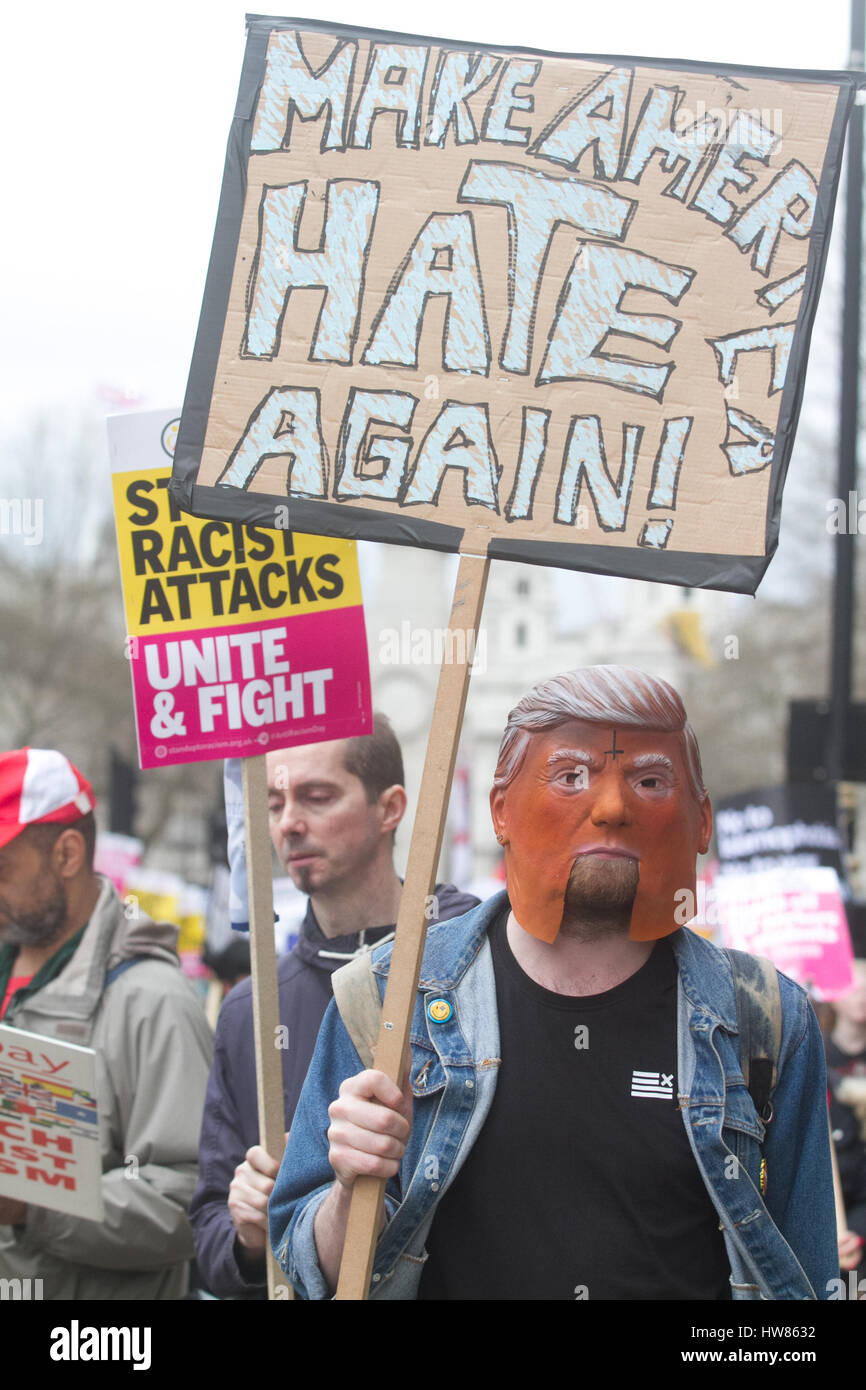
761 81 854 555
243 14 859 86
186 480 769 594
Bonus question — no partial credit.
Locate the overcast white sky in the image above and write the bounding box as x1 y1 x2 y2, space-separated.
0 0 855 431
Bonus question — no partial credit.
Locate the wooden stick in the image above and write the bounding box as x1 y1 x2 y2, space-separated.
241 754 292 1300
335 551 490 1300
828 1111 847 1237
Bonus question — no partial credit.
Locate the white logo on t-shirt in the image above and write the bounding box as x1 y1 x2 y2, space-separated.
630 1069 674 1099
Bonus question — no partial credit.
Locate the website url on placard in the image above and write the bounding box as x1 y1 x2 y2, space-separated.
681 1350 816 1364
152 725 327 756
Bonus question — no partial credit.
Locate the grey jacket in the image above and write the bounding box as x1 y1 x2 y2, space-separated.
0 875 214 1299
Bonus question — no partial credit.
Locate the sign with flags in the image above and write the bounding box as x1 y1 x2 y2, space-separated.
0 1025 103 1220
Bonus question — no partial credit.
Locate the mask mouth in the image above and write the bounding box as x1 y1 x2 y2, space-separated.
505 838 691 945
574 846 640 860
566 851 640 908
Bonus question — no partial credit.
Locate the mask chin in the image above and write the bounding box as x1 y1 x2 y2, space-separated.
505 846 695 944
627 854 695 941
503 845 570 944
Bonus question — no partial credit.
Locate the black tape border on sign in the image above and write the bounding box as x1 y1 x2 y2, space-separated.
169 15 860 598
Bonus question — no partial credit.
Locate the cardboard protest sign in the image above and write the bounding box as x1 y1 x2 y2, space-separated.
171 19 856 593
712 865 855 1000
0 1025 103 1220
109 407 372 769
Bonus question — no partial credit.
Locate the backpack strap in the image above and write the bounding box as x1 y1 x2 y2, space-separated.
332 952 382 1069
725 948 782 1125
104 957 146 988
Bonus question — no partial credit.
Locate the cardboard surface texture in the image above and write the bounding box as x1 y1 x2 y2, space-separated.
171 19 856 593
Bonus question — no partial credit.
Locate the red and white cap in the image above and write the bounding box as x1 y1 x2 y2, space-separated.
0 749 96 850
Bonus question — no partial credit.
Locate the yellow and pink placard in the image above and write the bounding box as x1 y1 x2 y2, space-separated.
109 408 371 769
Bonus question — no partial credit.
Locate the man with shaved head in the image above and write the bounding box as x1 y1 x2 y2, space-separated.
270 666 837 1301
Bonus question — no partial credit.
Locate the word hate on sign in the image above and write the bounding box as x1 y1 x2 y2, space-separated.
171 18 857 595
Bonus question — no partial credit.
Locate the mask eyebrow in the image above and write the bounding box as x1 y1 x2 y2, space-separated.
545 748 601 769
628 753 675 774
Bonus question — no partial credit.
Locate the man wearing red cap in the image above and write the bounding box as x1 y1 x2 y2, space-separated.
0 748 213 1299
269 666 837 1300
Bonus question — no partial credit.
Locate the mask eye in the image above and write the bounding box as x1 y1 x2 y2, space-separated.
555 765 589 789
632 771 671 798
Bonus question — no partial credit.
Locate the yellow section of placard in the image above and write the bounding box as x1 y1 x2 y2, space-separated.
112 467 362 637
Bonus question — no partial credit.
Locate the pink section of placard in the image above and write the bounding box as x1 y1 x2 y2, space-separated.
715 868 855 1000
130 606 371 768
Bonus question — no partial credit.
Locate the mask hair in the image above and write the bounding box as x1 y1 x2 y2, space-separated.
493 665 706 806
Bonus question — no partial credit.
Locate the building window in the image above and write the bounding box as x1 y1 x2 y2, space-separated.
516 578 529 597
515 622 527 647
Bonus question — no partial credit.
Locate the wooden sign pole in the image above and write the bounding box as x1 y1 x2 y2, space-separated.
336 550 490 1300
828 1112 847 1238
241 754 292 1300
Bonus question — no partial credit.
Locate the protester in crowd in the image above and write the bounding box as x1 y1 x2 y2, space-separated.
0 747 213 1299
826 959 866 1279
270 665 837 1300
828 959 866 1075
189 714 478 1297
203 935 251 991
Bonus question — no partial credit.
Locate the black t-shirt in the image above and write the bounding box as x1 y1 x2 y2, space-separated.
826 1037 866 1083
418 913 731 1300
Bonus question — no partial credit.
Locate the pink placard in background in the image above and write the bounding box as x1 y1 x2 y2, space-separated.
713 866 855 1000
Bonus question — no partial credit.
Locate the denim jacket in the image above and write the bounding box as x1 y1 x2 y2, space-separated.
269 892 837 1300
